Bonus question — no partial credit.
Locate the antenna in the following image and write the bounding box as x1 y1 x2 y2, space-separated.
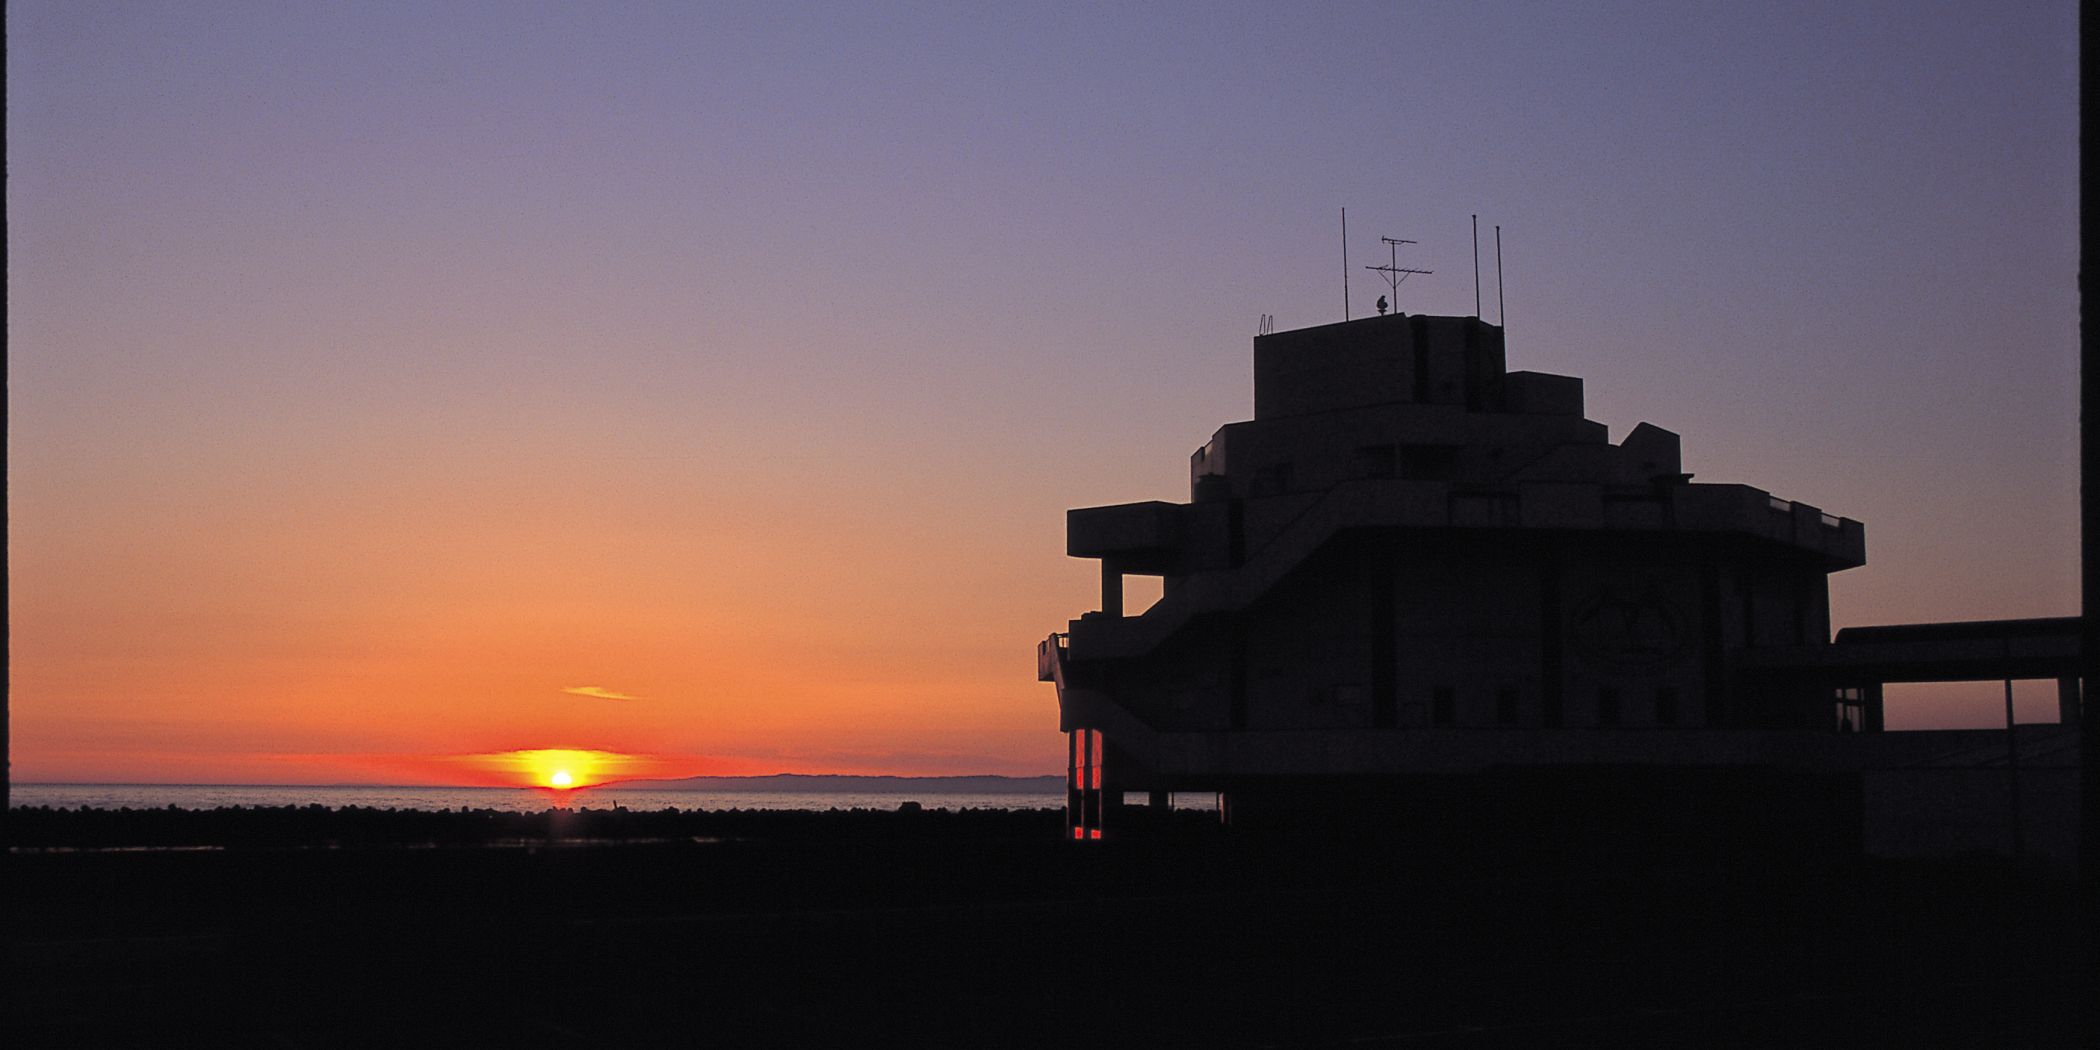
1257 313 1275 336
1363 235 1431 313
1494 225 1506 331
1471 214 1481 318
1341 207 1350 321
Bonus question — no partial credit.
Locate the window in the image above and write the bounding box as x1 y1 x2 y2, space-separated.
1834 687 1864 733
1432 687 1455 727
1250 461 1295 496
1495 685 1518 725
1739 573 1757 648
1450 492 1520 527
1355 444 1396 479
1400 444 1460 481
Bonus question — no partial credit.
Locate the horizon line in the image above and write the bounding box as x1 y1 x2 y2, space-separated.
10 772 1067 790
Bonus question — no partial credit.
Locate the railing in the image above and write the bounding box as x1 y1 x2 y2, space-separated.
1036 633 1066 683
1072 480 1858 667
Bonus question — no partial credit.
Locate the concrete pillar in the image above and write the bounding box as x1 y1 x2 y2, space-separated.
2059 676 2082 725
1100 557 1123 617
1066 731 1081 840
1864 682 1885 733
1148 790 1170 812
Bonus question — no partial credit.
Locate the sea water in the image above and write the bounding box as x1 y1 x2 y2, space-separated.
8 783 1064 814
9 783 1216 814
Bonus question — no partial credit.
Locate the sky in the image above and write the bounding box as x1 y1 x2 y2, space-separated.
7 1 2081 784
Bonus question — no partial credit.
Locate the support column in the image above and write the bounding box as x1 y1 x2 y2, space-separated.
2004 676 2024 860
1065 729 1104 842
1066 731 1081 840
1865 682 1885 733
1083 729 1103 840
2059 676 2083 726
1100 557 1124 617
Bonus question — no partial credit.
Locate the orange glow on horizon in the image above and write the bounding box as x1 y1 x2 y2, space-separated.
452 748 647 789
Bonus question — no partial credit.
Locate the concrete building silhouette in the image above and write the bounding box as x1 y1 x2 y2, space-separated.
1038 313 2080 856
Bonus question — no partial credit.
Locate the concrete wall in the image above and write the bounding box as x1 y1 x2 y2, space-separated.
1862 767 2078 865
1122 532 1842 738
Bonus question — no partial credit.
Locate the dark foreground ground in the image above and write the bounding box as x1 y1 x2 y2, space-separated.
7 806 2089 1048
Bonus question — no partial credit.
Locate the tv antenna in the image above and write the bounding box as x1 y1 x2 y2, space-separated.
1341 207 1351 320
1364 236 1431 314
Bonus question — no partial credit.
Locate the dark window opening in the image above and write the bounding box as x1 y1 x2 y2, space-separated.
1229 640 1248 729
1739 573 1757 648
1598 688 1621 727
1834 686 1864 733
1355 444 1396 479
1400 445 1460 482
1432 687 1455 727
1411 331 1430 401
1371 562 1396 729
1450 492 1521 527
1495 685 1518 725
1655 687 1679 726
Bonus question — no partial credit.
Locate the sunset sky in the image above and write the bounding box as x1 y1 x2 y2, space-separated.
7 1 2080 785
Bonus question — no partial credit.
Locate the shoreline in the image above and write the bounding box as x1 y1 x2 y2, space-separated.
6 800 1082 851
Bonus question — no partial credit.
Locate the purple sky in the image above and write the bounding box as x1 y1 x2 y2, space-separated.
7 1 2082 778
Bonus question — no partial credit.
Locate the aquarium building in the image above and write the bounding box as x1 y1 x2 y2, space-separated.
1037 313 2080 851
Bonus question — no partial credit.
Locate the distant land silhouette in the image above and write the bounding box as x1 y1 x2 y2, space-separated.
607 773 1065 793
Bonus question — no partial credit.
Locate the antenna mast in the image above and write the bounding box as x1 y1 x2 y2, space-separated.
1471 214 1482 318
1342 207 1351 321
1494 224 1506 330
1364 235 1431 313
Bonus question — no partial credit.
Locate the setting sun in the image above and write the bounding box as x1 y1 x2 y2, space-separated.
441 748 656 790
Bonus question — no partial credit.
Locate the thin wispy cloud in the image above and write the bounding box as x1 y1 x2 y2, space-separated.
562 685 641 702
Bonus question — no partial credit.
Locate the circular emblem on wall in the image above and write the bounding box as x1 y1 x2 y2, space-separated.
1569 590 1690 672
